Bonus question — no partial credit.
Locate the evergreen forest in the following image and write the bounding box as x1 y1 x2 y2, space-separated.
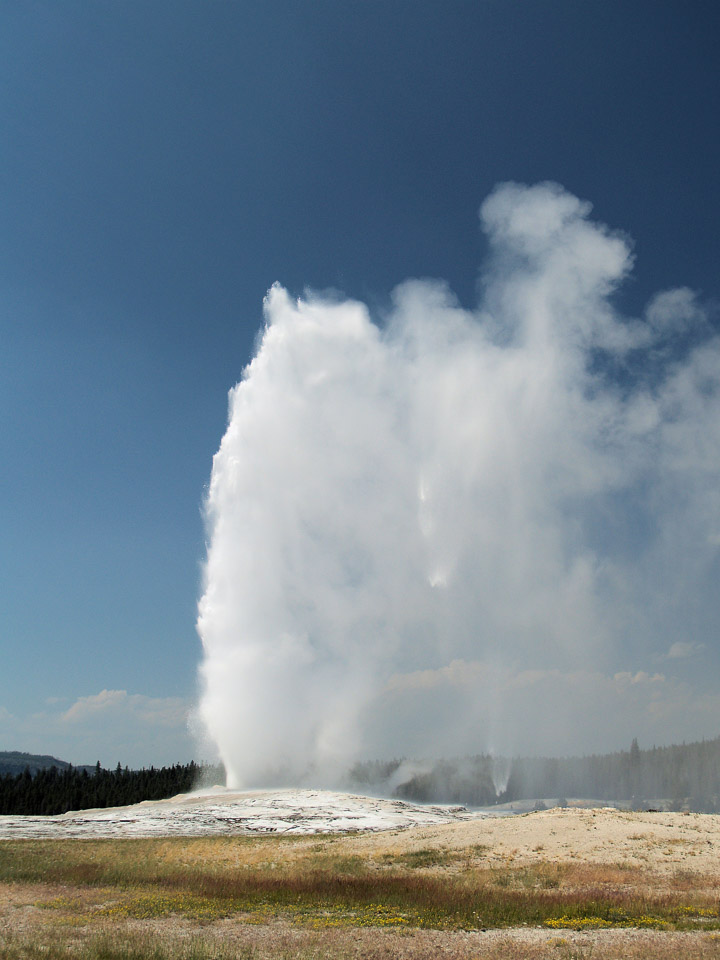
3 735 720 817
0 761 223 816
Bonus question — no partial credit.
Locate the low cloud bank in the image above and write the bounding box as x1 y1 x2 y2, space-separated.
197 182 720 788
0 690 191 768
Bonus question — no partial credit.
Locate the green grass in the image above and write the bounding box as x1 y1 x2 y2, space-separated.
380 845 459 868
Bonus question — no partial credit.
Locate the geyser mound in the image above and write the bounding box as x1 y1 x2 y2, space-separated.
197 182 720 789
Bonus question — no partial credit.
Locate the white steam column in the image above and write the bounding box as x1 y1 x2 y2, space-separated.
197 182 720 788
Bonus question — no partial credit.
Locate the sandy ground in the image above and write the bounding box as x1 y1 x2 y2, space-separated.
2 788 720 873
5 788 717 877
338 804 720 876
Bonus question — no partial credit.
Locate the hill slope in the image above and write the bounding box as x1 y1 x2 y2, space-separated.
0 751 92 776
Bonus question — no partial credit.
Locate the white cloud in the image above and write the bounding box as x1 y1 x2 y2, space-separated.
2 691 192 768
62 689 128 722
660 640 706 661
62 689 187 727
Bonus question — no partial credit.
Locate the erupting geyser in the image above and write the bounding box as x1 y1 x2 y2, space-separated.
197 182 720 789
491 756 512 799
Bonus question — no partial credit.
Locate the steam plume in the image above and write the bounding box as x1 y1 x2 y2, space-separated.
197 183 720 788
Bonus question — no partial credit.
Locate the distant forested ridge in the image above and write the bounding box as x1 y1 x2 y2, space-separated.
0 761 224 816
348 736 720 812
0 751 95 777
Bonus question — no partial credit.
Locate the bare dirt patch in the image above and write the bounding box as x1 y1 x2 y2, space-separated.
336 806 720 876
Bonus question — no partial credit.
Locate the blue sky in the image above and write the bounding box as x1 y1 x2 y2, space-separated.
2 1 720 768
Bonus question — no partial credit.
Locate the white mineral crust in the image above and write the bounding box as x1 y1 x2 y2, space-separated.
0 788 482 839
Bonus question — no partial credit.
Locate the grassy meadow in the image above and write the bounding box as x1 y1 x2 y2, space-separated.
2 831 720 958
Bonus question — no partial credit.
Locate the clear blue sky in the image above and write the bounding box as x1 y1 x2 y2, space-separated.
2 0 719 767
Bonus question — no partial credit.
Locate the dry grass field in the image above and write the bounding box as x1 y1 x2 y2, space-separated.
2 806 720 958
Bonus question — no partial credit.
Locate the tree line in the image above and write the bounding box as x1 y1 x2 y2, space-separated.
4 736 720 816
348 735 720 812
0 761 223 816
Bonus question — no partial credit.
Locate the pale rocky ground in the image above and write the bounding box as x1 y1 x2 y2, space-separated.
3 788 717 877
0 787 475 839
